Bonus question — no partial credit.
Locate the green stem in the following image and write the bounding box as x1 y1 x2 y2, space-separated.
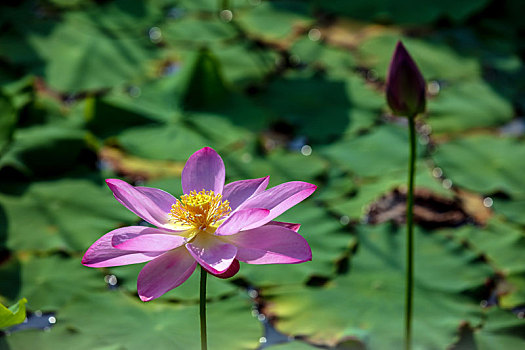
200 266 208 350
405 115 417 350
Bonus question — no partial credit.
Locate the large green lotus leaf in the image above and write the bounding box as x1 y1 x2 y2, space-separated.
98 43 262 123
290 38 357 75
110 263 239 301
256 70 384 141
9 255 103 311
214 43 278 87
314 0 490 24
236 1 313 41
358 34 480 81
492 198 525 226
469 308 525 350
0 126 90 178
12 3 159 92
327 162 452 221
86 76 186 137
237 202 355 286
263 224 491 348
0 177 136 252
338 75 385 137
84 97 167 139
193 91 273 131
427 80 514 134
117 123 211 162
116 112 252 163
320 124 424 178
166 48 272 130
314 168 357 203
22 93 85 129
327 177 398 220
186 113 254 150
99 75 185 124
3 291 260 350
248 151 327 187
449 218 525 276
162 16 238 45
224 150 327 188
92 48 232 126
256 73 360 143
99 46 268 128
432 135 525 198
66 1 163 33
321 70 385 136
441 218 525 308
179 48 231 111
344 109 382 138
343 75 385 112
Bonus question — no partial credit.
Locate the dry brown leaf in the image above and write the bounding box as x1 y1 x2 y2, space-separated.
454 188 493 226
367 187 469 228
99 146 184 182
320 19 401 50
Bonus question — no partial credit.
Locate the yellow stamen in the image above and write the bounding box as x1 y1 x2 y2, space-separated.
169 190 231 231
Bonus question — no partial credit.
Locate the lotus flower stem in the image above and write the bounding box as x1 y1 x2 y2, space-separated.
405 115 417 350
200 266 208 350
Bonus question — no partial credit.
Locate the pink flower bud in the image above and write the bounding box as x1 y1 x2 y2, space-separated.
386 41 426 117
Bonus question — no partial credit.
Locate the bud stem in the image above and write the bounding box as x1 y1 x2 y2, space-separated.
405 114 417 350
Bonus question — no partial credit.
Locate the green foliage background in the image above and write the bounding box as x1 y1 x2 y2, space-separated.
1 0 525 349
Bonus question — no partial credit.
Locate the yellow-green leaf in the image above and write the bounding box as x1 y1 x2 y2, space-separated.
0 298 27 329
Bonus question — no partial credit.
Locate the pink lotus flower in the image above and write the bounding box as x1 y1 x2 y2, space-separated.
82 147 316 301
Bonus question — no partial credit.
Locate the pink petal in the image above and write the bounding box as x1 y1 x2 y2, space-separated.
222 176 269 210
112 227 186 252
82 227 164 268
186 234 237 274
237 181 317 230
268 221 301 232
226 225 312 264
138 248 197 301
215 208 270 236
181 147 225 195
212 259 240 279
106 179 172 228
136 186 177 214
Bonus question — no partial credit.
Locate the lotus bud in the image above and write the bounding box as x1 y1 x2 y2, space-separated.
386 41 426 118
